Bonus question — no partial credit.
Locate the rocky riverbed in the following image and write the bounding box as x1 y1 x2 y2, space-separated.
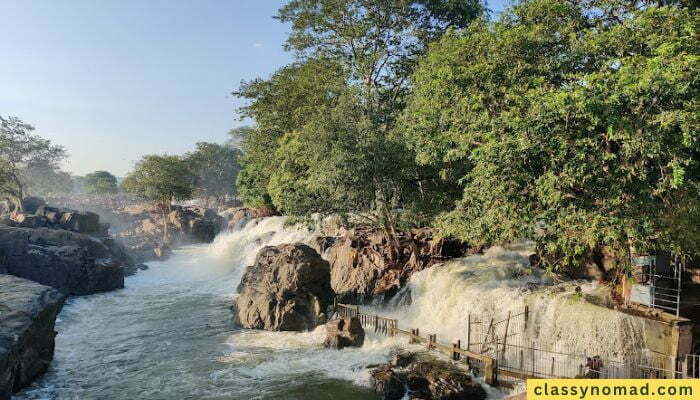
0 275 66 400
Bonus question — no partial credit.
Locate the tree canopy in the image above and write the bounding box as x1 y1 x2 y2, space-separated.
184 142 242 202
83 171 119 195
121 155 195 205
232 0 698 270
0 116 68 207
235 0 486 236
400 0 699 269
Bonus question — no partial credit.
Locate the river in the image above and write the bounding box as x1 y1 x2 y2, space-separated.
16 218 392 399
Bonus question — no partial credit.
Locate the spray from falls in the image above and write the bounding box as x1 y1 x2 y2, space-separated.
382 243 649 365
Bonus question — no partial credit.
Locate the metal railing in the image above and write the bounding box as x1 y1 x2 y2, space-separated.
334 302 690 383
335 303 498 384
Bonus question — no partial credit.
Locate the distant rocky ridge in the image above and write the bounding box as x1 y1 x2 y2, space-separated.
0 275 67 400
42 196 230 263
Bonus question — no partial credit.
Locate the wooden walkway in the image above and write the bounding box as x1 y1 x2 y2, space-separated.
336 303 498 385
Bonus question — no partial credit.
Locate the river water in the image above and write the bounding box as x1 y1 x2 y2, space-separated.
16 217 651 399
16 218 393 400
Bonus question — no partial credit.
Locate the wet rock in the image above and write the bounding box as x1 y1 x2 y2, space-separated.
236 243 334 331
323 317 365 349
368 352 487 400
0 225 124 295
326 227 471 303
0 275 66 399
59 210 100 234
370 366 405 400
222 207 276 230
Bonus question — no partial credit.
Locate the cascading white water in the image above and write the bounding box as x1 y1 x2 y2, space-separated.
383 243 651 370
16 217 399 400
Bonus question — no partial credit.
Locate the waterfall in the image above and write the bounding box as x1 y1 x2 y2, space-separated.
382 243 649 365
211 219 650 364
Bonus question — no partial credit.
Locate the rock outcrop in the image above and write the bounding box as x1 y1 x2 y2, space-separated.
0 225 125 295
323 317 365 349
32 196 228 263
236 243 334 331
114 204 226 262
369 351 487 400
5 206 107 236
221 207 276 231
0 275 66 400
320 227 471 303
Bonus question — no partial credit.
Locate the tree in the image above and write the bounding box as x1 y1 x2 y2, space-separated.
0 116 67 209
400 0 699 270
233 59 348 208
121 155 195 239
184 142 242 205
21 161 73 197
83 171 119 195
234 0 484 237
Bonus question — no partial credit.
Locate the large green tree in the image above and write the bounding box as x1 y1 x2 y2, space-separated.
184 142 242 205
234 59 348 208
121 155 195 239
235 0 485 245
83 171 119 195
0 116 67 208
400 0 699 269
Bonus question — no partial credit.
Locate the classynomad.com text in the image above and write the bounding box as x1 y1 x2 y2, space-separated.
527 379 699 400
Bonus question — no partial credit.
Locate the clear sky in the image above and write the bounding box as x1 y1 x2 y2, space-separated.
0 0 510 177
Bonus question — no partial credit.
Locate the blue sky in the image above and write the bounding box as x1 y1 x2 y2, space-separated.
0 0 510 176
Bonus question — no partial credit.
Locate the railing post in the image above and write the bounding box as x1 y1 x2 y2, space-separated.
467 313 471 352
484 357 497 385
453 340 461 361
501 311 511 362
524 305 529 330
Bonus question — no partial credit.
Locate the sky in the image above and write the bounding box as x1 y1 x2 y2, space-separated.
0 0 510 177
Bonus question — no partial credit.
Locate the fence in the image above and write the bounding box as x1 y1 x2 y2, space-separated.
334 302 694 383
336 303 498 384
684 354 700 378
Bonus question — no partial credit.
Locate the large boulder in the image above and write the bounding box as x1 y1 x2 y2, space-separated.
323 317 365 349
0 225 124 295
236 243 334 331
0 275 66 400
324 227 470 303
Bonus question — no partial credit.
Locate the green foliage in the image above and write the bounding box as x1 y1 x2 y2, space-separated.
235 0 484 226
83 171 119 195
233 59 348 208
184 142 242 201
401 0 700 269
121 155 195 205
0 116 67 207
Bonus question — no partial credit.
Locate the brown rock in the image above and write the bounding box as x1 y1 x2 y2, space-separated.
236 243 334 331
323 317 365 349
0 275 67 399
